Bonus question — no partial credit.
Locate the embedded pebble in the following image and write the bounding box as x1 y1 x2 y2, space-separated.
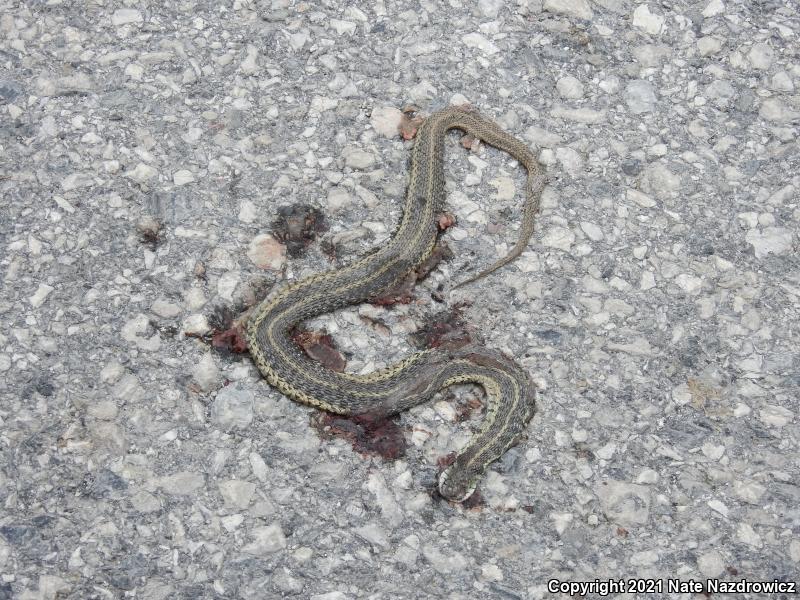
556 76 584 99
211 384 255 430
248 234 287 270
745 227 793 258
192 352 221 392
543 0 592 19
243 523 287 554
343 147 376 170
111 8 143 26
624 81 657 114
632 5 665 35
370 106 402 137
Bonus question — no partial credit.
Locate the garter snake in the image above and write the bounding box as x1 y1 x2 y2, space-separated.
247 106 546 501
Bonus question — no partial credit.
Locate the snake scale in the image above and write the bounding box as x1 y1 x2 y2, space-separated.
247 106 546 501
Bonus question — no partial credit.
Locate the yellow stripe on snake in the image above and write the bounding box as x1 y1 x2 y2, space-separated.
247 106 546 501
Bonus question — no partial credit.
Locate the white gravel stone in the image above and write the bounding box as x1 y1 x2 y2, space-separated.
462 33 500 56
173 169 195 185
541 227 575 251
243 523 286 555
736 523 762 548
218 480 256 509
632 5 664 35
212 384 255 430
240 44 260 75
192 352 221 392
124 163 158 183
151 299 181 319
675 274 703 295
759 98 800 122
248 234 286 270
370 106 402 137
343 147 376 170
697 550 725 577
745 227 793 258
624 80 657 114
238 199 257 223
580 222 603 241
543 0 592 19
556 76 584 99
182 313 210 336
422 544 468 575
702 0 725 17
121 313 160 351
157 471 205 495
626 189 657 208
111 8 143 26
697 37 723 56
29 283 54 308
326 187 354 212
747 43 774 70
758 404 793 427
595 480 651 527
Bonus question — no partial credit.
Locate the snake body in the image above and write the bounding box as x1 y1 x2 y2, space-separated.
247 106 546 501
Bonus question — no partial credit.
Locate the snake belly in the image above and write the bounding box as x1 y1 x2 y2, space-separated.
247 106 546 501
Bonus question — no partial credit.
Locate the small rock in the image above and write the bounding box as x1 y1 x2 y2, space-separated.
595 480 651 526
249 452 270 482
173 170 195 186
243 523 287 555
112 374 145 403
580 222 603 241
124 163 158 183
627 189 657 208
745 227 793 258
343 147 375 170
182 313 210 336
736 523 762 548
121 313 160 351
212 384 254 429
541 227 575 251
632 5 664 35
543 0 592 19
701 442 725 460
758 404 793 427
697 549 725 577
734 480 765 504
478 0 503 18
702 0 725 18
747 43 774 70
556 76 584 99
157 471 205 495
697 37 723 56
624 80 657 114
29 283 54 308
370 106 402 137
326 188 354 212
247 234 287 270
759 98 800 123
238 199 258 223
218 479 256 509
240 44 260 75
111 8 143 26
707 499 728 517
192 352 221 392
422 544 468 575
675 274 703 295
462 33 500 56
151 299 181 319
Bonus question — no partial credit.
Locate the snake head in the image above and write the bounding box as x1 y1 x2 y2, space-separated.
437 464 478 503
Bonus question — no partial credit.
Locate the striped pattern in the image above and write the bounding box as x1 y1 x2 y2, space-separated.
247 106 546 501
